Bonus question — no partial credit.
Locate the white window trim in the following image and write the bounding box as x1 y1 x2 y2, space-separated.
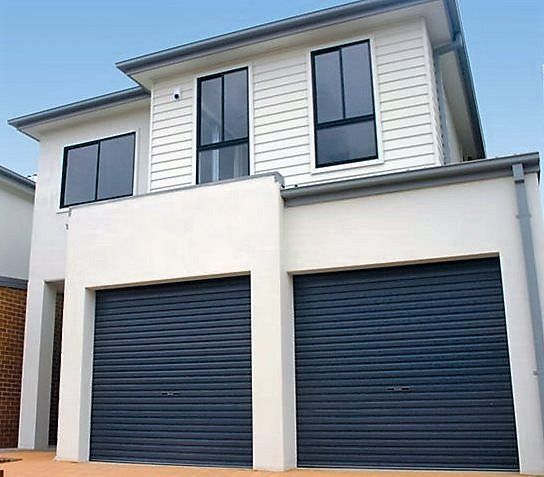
306 33 385 175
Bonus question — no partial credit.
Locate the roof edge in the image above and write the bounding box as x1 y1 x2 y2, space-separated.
282 153 540 206
0 164 36 191
116 0 432 75
8 86 150 134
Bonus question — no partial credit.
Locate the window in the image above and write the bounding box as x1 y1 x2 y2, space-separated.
311 40 378 167
61 133 135 207
197 68 249 184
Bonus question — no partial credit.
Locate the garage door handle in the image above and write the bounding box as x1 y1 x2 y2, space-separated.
386 386 411 392
160 391 180 397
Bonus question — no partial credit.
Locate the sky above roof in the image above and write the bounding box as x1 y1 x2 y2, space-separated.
0 0 542 188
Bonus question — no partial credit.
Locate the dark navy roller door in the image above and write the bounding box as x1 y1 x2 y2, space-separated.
90 276 252 467
294 258 518 471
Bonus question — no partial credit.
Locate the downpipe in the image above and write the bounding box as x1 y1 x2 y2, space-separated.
512 162 544 439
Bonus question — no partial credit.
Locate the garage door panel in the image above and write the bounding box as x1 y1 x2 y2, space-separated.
91 451 248 467
295 287 504 307
91 275 252 467
294 258 518 471
95 319 250 334
96 347 250 361
94 340 249 354
295 303 505 321
94 304 250 321
299 453 518 468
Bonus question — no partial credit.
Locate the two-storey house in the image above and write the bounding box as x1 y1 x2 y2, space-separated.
8 0 544 473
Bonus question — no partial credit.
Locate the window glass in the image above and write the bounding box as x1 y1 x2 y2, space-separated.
200 77 223 145
97 134 135 200
198 143 248 184
63 144 98 206
316 120 376 167
341 42 374 118
223 69 248 141
313 50 343 123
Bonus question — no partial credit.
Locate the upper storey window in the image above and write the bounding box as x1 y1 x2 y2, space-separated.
60 133 135 208
197 68 249 184
311 40 378 167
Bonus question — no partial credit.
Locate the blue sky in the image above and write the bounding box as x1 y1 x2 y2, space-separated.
1 0 542 181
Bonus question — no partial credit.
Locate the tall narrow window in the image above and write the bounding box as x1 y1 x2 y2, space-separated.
197 68 249 184
311 40 377 167
60 133 135 207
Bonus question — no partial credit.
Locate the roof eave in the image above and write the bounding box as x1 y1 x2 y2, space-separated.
8 87 150 137
0 164 36 192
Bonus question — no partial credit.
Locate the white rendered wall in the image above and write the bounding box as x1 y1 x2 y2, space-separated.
0 181 33 280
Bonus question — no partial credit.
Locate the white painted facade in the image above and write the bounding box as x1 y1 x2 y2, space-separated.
12 0 544 474
0 172 34 281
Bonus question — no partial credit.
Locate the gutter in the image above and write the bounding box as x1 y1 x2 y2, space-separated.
511 162 544 438
0 164 36 191
8 87 150 136
281 153 540 207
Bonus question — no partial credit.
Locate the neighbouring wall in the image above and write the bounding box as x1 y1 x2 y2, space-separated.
0 183 33 281
0 285 27 448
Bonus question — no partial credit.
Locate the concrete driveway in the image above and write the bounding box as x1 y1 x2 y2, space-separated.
0 451 526 477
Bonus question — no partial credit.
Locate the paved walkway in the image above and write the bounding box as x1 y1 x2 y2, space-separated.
0 451 525 477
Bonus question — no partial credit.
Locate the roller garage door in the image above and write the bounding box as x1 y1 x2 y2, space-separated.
90 276 252 467
294 258 518 471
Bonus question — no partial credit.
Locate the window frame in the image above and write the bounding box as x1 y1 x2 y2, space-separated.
310 39 379 169
195 67 250 185
60 132 136 208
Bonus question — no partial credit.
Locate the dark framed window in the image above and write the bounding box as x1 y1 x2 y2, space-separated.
311 40 378 167
60 132 135 208
197 68 249 184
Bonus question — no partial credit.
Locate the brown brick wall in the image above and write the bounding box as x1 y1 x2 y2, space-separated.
0 286 27 449
48 293 63 446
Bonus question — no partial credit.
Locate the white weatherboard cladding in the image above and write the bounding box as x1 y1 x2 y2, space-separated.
150 79 194 190
149 20 442 191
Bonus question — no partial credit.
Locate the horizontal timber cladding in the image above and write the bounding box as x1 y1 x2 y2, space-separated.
90 275 252 467
293 257 519 471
